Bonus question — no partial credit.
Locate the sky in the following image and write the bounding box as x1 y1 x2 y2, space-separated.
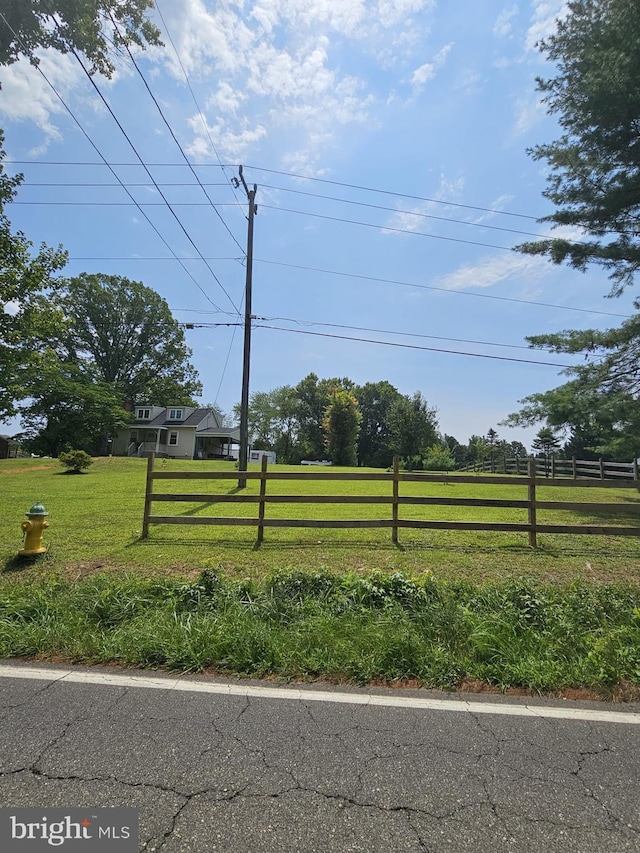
1 0 636 452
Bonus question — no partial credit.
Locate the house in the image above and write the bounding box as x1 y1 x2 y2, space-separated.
111 406 240 460
0 434 20 459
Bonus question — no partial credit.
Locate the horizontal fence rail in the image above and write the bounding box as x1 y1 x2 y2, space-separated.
462 455 640 480
141 455 640 548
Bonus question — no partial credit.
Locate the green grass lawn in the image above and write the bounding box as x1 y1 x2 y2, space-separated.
2 457 640 694
2 456 640 584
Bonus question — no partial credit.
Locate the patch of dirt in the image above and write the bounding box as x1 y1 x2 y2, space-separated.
0 465 56 474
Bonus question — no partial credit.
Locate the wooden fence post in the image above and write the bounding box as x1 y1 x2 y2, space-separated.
634 457 639 486
142 451 155 539
528 456 537 549
599 457 605 480
572 456 577 479
257 455 268 544
392 456 400 545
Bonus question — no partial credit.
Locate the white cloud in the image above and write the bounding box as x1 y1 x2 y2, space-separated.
0 51 82 143
435 251 551 292
525 0 569 52
157 0 436 168
410 42 453 90
384 172 465 234
186 115 268 160
3 301 20 316
0 0 438 168
513 92 545 135
493 5 519 38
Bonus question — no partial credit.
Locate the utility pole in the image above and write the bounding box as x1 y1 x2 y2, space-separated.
236 165 257 488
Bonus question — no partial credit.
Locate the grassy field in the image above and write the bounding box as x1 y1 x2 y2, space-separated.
2 456 640 584
2 457 640 694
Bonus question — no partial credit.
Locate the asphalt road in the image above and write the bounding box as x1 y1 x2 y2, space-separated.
0 661 639 852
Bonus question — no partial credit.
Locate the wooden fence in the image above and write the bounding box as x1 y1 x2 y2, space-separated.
463 455 640 480
141 454 640 548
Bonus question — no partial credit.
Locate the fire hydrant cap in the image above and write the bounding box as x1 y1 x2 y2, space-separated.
27 502 48 516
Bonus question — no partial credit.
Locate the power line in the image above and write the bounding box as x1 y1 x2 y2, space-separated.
12 201 238 206
64 255 631 319
254 325 574 367
243 165 541 221
5 159 542 222
114 20 246 255
56 23 240 313
0 9 227 316
22 181 229 187
153 0 245 212
252 315 555 353
254 259 631 319
179 313 564 355
260 183 555 241
260 204 514 251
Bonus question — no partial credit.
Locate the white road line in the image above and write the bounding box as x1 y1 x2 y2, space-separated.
1 664 639 725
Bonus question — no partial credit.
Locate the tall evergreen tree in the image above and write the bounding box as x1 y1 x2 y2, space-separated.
517 0 640 294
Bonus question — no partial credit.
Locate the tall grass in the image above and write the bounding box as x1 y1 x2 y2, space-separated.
2 569 639 692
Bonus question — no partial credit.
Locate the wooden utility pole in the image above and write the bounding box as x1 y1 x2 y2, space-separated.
237 166 257 488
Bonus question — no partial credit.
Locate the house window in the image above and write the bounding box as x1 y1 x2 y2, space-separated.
137 408 150 420
169 409 183 420
169 431 179 446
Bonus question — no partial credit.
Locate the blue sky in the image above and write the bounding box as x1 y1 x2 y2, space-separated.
1 0 635 451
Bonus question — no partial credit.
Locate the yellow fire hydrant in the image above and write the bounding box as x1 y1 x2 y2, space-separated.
20 502 49 555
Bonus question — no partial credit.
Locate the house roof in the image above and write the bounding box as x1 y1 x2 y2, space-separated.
197 426 240 440
133 407 221 429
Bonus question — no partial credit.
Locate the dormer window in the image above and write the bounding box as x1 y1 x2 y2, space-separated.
137 408 150 419
169 408 183 420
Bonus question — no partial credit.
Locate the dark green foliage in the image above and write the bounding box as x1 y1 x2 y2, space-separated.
0 132 68 419
61 273 202 405
504 313 640 459
58 449 94 473
518 0 640 294
354 381 403 467
388 391 438 469
21 359 131 456
0 0 162 79
322 386 361 466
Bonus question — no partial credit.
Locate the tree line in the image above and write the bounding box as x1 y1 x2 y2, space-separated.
236 377 534 470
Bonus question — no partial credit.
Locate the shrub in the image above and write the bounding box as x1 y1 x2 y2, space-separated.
59 449 94 473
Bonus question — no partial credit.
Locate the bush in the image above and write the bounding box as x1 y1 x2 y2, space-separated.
59 449 94 473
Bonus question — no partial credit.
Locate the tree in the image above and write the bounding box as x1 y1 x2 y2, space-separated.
59 273 202 405
59 449 93 473
531 427 562 476
423 442 455 471
19 356 130 456
388 391 438 469
235 385 300 462
0 133 68 419
504 312 640 460
354 380 402 467
322 387 361 466
517 0 640 294
486 427 499 472
0 0 162 79
466 434 490 466
295 373 353 460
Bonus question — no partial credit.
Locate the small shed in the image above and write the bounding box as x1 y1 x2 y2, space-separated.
248 449 276 465
0 434 19 459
